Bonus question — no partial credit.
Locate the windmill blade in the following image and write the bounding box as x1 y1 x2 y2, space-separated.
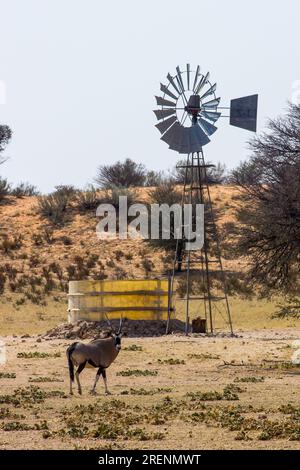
155 116 177 135
175 66 185 94
202 110 221 123
200 83 217 101
186 64 190 90
153 108 176 121
155 96 176 107
202 97 221 109
169 123 185 151
192 65 201 92
195 71 210 95
161 121 181 148
230 94 258 132
160 83 178 101
167 73 181 95
177 127 191 154
189 124 210 149
198 118 218 136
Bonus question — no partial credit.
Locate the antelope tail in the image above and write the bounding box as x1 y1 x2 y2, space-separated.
66 342 78 382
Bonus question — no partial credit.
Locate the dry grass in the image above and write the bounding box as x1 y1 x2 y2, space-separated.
0 294 299 336
0 333 300 449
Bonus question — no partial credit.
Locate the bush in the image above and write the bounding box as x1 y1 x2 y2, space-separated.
228 160 259 186
94 158 146 188
92 271 107 280
76 186 101 211
0 272 6 294
0 176 11 202
54 185 77 199
149 181 181 206
141 258 154 274
102 186 139 209
48 262 63 280
0 125 12 154
60 235 72 245
145 170 168 187
38 195 66 224
37 186 75 224
0 235 23 253
11 182 39 198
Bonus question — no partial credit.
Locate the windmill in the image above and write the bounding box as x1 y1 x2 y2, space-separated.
153 65 258 335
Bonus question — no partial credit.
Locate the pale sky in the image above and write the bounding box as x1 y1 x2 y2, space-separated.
0 0 299 192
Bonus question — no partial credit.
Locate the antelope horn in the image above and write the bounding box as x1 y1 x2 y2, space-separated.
103 313 113 330
117 316 123 335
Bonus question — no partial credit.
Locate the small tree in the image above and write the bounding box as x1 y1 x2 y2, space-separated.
0 177 11 201
228 160 260 187
0 125 12 165
235 103 300 294
94 158 146 188
0 125 12 202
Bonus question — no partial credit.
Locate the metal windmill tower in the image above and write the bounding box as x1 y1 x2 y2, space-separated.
153 65 258 335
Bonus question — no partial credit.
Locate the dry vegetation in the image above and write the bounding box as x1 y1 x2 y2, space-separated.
1 333 300 450
0 185 272 331
0 186 299 335
1 187 300 450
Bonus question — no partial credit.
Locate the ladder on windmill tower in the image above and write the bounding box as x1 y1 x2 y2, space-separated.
153 64 258 335
170 150 233 335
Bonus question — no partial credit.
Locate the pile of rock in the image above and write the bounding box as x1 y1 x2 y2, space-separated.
43 318 186 339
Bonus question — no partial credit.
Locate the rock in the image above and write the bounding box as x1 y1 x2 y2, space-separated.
192 317 207 333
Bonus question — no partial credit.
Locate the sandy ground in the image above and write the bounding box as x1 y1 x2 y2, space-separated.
1 329 300 450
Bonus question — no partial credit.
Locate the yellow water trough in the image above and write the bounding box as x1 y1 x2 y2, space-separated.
68 279 171 323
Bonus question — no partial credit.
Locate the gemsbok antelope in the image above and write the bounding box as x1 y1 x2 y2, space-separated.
66 318 123 396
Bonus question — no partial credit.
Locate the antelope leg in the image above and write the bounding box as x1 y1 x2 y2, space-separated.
75 362 86 395
102 369 111 395
90 367 102 395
